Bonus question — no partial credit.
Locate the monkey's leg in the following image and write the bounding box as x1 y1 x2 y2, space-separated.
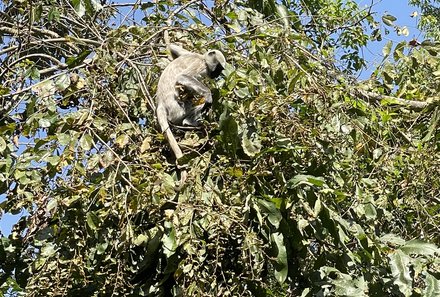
182 104 205 126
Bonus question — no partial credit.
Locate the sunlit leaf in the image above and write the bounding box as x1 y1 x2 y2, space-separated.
115 134 130 148
55 74 71 91
162 222 177 258
72 0 86 17
80 133 94 151
0 137 6 153
287 174 327 188
425 273 440 297
276 4 289 29
257 199 282 228
241 127 262 157
96 242 108 254
382 41 393 57
389 250 412 296
86 212 99 230
270 232 288 284
140 137 151 153
134 234 149 246
38 118 51 128
400 240 439 256
41 243 57 257
382 14 397 26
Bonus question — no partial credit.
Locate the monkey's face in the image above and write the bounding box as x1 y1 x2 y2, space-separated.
205 50 226 79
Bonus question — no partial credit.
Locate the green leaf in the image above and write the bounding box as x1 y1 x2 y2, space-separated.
46 156 60 165
422 108 439 143
393 41 406 61
66 50 92 68
96 242 108 254
41 243 57 257
364 203 377 220
115 134 130 148
271 232 288 284
0 137 6 153
379 234 406 246
48 7 60 22
389 250 412 297
372 148 382 160
382 14 397 26
38 118 51 128
72 0 86 17
382 41 393 57
57 133 71 146
226 21 242 33
425 273 440 297
248 69 260 86
86 212 99 230
241 126 262 157
140 2 154 9
397 26 409 36
33 4 43 21
276 4 289 29
80 133 94 151
226 167 243 178
134 234 149 246
234 86 250 98
162 223 177 258
287 174 327 188
46 199 58 212
332 271 368 297
400 240 439 256
257 199 282 228
219 110 239 157
55 74 71 91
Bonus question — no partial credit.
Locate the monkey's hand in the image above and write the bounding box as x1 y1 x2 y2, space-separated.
201 93 212 112
193 96 206 106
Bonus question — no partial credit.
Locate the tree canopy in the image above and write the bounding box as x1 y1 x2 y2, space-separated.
1 0 439 296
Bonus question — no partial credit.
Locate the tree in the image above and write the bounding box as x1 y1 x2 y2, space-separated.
409 0 440 39
1 0 439 296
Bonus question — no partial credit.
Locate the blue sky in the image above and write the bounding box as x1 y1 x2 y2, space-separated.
0 0 424 236
357 0 422 75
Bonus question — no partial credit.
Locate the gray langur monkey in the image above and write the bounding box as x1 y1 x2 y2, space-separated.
156 44 226 189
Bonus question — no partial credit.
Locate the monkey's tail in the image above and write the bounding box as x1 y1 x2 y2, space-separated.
157 105 188 190
164 128 188 191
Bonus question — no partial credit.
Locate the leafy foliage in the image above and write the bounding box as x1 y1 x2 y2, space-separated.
1 0 440 296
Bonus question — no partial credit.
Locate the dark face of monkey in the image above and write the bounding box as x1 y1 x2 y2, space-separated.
205 50 226 79
208 64 225 79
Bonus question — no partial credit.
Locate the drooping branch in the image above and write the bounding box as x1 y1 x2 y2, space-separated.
352 89 437 109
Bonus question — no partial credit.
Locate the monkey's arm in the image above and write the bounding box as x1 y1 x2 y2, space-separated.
176 74 212 104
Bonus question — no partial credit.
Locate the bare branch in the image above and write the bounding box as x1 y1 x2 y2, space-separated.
353 89 437 109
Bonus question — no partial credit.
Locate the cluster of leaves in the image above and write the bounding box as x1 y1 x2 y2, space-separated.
1 0 439 296
409 0 440 40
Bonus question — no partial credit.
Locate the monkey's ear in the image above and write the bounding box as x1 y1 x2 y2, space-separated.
169 44 192 59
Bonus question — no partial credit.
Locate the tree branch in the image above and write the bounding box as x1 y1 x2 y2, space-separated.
352 89 438 109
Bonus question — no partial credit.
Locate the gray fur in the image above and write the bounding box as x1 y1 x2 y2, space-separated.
156 44 226 130
155 44 225 189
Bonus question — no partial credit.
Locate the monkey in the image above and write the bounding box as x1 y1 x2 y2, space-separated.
156 44 226 189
